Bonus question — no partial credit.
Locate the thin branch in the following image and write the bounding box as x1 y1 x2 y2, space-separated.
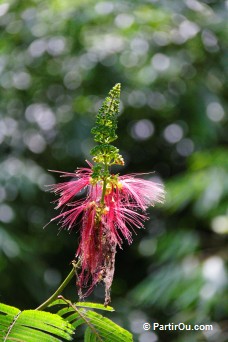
59 296 103 342
36 261 79 311
4 311 22 342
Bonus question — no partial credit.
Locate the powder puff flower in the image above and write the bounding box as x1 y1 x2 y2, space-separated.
48 162 165 304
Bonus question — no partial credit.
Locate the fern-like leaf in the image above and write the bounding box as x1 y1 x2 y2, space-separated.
0 303 74 342
52 301 114 312
49 298 133 342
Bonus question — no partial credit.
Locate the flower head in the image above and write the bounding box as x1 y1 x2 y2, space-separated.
49 162 165 304
47 84 165 305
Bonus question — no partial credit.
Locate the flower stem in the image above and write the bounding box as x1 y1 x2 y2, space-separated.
36 261 79 311
101 158 108 204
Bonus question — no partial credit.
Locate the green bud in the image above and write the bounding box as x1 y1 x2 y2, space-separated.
90 83 124 179
91 83 121 144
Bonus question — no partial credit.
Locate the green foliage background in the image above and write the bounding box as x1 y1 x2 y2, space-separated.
0 0 227 341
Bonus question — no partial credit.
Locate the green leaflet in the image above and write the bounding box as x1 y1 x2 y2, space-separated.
0 303 74 342
84 327 99 342
73 302 114 312
49 299 114 312
84 311 132 342
50 299 133 342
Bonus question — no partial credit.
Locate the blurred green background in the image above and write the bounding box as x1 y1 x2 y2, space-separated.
0 0 227 341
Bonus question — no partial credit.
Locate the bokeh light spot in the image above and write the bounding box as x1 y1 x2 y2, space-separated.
44 269 61 287
28 39 47 58
23 131 46 154
152 53 170 71
176 138 194 156
163 124 183 143
130 119 154 141
202 256 227 287
211 216 228 234
206 102 224 122
138 238 157 257
95 2 114 15
0 3 9 17
115 13 134 29
0 204 14 223
128 91 147 108
25 104 56 131
13 72 31 90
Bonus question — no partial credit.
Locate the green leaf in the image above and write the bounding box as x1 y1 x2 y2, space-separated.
75 302 114 312
84 327 98 342
0 303 74 342
50 300 114 312
50 298 133 342
85 311 133 342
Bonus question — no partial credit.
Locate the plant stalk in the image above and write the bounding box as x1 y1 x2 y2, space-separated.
36 262 78 311
101 158 109 204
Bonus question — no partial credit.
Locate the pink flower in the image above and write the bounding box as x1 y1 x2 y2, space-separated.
48 162 165 304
